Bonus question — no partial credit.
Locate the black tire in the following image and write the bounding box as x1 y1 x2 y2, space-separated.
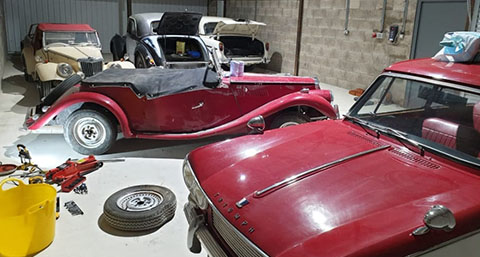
37 81 53 101
103 185 176 232
64 109 117 155
135 53 149 68
41 74 82 107
270 112 309 129
110 34 126 61
22 55 34 82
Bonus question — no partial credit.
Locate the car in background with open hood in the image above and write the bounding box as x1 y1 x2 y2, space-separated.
199 16 270 70
21 23 134 99
183 57 480 256
111 12 210 69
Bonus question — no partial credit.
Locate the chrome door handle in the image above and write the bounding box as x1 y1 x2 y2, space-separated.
192 102 204 110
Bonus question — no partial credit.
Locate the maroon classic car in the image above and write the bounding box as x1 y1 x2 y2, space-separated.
24 66 336 154
183 58 480 257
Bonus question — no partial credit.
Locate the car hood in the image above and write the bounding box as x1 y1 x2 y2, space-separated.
188 120 480 257
155 12 202 35
47 46 103 60
212 20 265 36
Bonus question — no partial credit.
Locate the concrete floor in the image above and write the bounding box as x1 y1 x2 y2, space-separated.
0 56 354 257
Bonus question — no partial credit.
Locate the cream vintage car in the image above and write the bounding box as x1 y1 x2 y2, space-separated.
199 16 270 70
21 23 134 98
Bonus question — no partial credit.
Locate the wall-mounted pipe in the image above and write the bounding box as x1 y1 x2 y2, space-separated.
344 0 350 35
294 0 305 76
400 0 409 35
379 0 387 33
254 0 258 20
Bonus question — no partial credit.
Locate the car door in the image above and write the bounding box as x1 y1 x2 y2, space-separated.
133 81 241 133
125 18 138 61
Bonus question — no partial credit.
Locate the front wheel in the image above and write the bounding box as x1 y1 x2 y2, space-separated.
22 55 34 82
64 109 117 155
270 112 309 129
135 53 150 69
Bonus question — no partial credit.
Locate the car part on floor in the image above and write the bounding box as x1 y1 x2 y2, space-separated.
45 155 103 192
103 185 177 232
0 177 57 257
0 162 17 176
73 183 88 194
1 144 43 178
64 200 84 216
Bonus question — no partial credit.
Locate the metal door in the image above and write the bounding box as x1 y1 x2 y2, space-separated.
411 0 468 59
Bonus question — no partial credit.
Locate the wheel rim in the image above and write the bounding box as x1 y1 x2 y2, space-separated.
73 117 107 149
136 56 145 68
116 191 163 212
279 121 300 128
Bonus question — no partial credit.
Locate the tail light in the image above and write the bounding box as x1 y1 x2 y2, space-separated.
219 42 224 52
266 42 270 51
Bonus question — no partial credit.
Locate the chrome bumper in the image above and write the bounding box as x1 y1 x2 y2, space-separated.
184 202 228 257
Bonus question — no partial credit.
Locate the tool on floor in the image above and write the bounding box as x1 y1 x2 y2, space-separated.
64 200 84 216
73 183 88 194
56 196 60 219
1 144 43 178
45 155 103 193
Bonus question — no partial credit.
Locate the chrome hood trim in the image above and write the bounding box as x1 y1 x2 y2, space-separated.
253 145 391 198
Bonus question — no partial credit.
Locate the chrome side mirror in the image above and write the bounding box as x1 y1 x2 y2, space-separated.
412 205 456 236
247 115 265 134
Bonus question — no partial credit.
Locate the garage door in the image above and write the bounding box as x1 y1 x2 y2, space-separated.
4 0 207 54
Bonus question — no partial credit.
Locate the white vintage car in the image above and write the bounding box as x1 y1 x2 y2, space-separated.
21 23 134 98
199 16 270 69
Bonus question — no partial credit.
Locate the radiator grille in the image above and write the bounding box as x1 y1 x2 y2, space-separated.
211 208 267 257
80 59 103 77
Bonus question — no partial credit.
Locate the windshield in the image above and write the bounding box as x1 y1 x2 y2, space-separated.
44 31 100 46
203 22 218 35
348 74 480 165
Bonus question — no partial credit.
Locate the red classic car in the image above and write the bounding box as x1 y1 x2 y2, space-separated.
24 66 337 154
183 58 480 257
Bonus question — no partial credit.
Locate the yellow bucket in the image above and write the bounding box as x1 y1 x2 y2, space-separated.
0 178 56 257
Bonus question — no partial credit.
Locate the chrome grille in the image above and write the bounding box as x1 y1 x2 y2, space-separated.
211 207 267 257
80 59 103 77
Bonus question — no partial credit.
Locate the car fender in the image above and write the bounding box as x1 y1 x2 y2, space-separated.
133 90 337 140
35 62 64 81
104 60 135 69
27 92 133 137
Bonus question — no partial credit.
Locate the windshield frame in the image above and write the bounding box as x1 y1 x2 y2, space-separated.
42 31 101 47
347 72 480 168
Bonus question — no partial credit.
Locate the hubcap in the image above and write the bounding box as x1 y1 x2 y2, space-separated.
279 121 300 128
73 117 107 148
116 191 163 212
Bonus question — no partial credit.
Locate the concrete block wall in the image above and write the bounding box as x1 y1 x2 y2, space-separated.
226 0 300 72
226 0 418 90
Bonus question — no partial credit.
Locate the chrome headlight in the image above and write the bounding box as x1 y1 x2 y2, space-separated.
34 55 44 63
57 63 74 78
183 159 208 210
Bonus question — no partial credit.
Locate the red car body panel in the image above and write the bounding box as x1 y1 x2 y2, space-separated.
188 120 480 257
26 74 336 140
385 58 480 87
